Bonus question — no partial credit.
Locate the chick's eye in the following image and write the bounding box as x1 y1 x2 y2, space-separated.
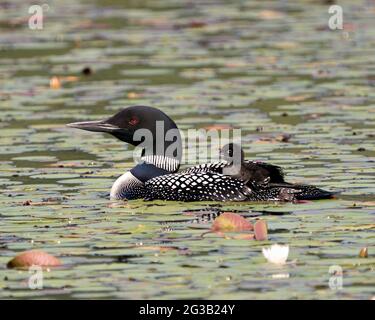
128 117 139 126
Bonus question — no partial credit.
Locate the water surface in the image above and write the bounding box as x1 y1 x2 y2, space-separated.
0 0 374 299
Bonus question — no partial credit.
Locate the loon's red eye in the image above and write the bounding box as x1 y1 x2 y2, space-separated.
128 117 139 126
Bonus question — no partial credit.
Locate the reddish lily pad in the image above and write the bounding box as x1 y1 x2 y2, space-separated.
7 250 61 269
359 247 368 258
231 234 255 240
254 220 268 241
211 212 253 233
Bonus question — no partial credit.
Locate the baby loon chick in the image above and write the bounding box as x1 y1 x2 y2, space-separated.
67 106 333 202
220 143 334 201
220 143 284 186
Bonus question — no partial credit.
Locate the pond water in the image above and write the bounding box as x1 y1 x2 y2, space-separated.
0 0 374 299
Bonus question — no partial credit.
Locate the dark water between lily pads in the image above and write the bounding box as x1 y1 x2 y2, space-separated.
0 0 374 299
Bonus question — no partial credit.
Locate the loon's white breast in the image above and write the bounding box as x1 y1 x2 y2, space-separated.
110 171 144 200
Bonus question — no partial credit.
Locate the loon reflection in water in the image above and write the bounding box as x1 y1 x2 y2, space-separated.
67 106 334 202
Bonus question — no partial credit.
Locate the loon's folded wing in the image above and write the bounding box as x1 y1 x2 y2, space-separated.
178 161 229 175
144 171 299 202
180 161 286 184
144 171 252 202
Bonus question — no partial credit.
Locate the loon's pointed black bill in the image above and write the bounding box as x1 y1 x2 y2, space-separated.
66 120 120 133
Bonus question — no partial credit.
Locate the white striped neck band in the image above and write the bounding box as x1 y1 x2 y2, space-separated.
141 155 180 172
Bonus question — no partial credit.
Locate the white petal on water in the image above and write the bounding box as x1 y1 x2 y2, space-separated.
262 244 290 265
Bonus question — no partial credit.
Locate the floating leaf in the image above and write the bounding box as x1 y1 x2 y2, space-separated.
21 200 61 206
211 212 253 233
254 220 268 241
231 234 255 240
359 247 368 258
136 246 177 252
358 202 375 207
127 92 140 99
7 250 61 269
61 76 78 82
258 10 284 20
328 224 375 232
285 94 312 102
50 76 61 89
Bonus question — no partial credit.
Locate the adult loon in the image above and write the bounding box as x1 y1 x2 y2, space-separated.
67 106 333 202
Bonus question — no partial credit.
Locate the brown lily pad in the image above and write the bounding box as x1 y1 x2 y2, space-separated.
50 76 61 89
230 234 255 240
254 220 268 241
359 247 368 258
211 212 253 233
7 250 61 269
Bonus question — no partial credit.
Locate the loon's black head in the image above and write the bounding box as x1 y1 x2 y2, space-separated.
67 106 182 161
220 143 244 164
